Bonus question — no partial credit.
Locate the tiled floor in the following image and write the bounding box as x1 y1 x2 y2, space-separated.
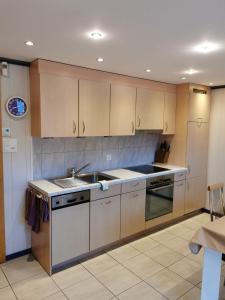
1 213 224 300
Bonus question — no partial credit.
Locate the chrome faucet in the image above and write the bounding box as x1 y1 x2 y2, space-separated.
70 163 91 178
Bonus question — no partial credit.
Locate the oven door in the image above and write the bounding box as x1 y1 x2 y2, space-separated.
145 183 174 221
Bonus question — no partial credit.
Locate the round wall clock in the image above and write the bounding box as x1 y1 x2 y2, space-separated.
6 97 28 119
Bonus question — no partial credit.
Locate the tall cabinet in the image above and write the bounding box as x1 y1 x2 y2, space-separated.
168 84 211 213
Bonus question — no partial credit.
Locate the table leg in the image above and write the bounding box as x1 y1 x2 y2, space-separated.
201 248 222 300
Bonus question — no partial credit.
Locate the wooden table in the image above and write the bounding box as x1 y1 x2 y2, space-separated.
190 217 225 300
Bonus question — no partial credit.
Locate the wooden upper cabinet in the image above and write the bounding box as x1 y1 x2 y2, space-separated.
136 88 164 130
30 65 78 137
79 80 110 137
110 84 136 136
163 93 176 135
188 88 211 122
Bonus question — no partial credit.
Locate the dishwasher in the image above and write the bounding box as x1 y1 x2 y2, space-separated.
51 190 90 267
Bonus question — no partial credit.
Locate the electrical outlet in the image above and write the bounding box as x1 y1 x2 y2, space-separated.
106 154 112 161
2 127 11 137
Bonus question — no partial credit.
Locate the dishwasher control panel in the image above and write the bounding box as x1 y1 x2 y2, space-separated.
52 190 90 210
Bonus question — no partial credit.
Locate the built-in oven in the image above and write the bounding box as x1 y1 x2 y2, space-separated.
145 174 174 221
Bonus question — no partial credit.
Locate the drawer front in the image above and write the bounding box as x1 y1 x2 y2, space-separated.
174 172 186 182
122 179 146 194
91 184 121 200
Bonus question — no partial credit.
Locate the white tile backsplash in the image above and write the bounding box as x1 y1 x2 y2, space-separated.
33 134 159 179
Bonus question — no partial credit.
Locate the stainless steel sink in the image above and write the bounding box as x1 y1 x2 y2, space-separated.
53 177 88 189
77 172 118 183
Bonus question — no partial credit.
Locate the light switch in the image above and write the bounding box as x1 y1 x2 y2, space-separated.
3 138 17 153
2 127 11 137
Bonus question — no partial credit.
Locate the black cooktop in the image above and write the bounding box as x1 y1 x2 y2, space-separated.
125 164 169 174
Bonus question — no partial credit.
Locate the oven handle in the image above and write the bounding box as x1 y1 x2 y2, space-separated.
147 183 174 192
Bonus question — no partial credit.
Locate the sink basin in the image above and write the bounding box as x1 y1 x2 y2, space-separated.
77 172 118 183
53 177 88 189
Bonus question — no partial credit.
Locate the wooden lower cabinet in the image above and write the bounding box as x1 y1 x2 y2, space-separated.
121 189 146 238
185 176 206 213
90 195 120 251
173 180 185 218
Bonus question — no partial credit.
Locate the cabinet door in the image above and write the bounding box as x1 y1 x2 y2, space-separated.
79 80 110 136
110 84 136 136
121 189 145 238
90 196 120 250
136 88 164 130
173 180 185 218
186 122 209 178
185 176 206 213
163 92 176 134
40 73 78 137
188 91 210 122
52 203 89 266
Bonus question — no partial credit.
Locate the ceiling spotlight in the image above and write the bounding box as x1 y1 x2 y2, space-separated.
193 41 220 54
25 40 34 46
146 69 151 73
181 77 187 80
96 57 104 62
184 69 198 75
89 31 104 40
209 82 213 86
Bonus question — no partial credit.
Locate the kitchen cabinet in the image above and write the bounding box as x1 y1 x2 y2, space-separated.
121 189 146 238
163 92 176 134
136 88 164 130
173 180 185 218
185 176 206 213
30 70 79 137
121 179 146 194
186 122 209 178
79 79 110 136
90 195 120 250
188 89 210 122
110 84 136 136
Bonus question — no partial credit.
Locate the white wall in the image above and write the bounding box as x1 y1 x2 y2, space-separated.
207 88 225 209
1 64 32 255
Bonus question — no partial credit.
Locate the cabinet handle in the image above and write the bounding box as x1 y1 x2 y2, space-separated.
137 116 141 128
132 121 135 133
187 165 191 174
133 194 139 198
82 121 85 134
165 122 168 132
132 182 139 187
176 183 184 187
105 200 112 205
73 121 76 134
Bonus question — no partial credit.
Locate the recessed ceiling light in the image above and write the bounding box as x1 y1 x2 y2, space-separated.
209 82 213 86
146 69 151 73
181 77 187 80
184 69 198 75
89 31 104 40
193 41 220 54
25 40 34 46
96 57 104 62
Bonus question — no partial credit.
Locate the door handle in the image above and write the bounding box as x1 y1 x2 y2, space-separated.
73 121 76 134
82 121 85 134
132 121 135 133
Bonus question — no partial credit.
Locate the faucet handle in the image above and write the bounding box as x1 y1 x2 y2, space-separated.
70 168 76 178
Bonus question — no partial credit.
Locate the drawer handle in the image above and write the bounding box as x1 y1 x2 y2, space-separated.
73 121 76 134
133 194 139 198
132 182 139 187
137 116 141 128
105 200 112 205
83 121 86 134
176 183 184 187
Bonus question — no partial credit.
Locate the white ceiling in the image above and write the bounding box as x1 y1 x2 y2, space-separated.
1 0 225 85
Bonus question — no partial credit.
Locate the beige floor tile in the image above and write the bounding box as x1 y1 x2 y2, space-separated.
167 224 190 236
145 268 193 300
63 276 113 300
178 287 201 300
118 281 166 300
164 237 191 256
52 264 91 289
12 272 59 300
82 253 119 275
42 291 68 300
193 213 211 224
180 219 202 230
172 228 196 242
0 268 8 288
1 255 44 284
96 264 141 295
145 244 184 267
107 244 140 263
150 231 176 243
122 253 164 279
0 286 17 300
129 237 159 252
169 257 202 285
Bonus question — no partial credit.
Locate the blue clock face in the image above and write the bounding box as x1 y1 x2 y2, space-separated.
6 97 27 118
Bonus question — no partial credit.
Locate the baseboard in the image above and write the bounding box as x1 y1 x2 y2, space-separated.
6 248 31 261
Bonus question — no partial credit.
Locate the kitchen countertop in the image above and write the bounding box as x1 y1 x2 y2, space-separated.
29 163 187 197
